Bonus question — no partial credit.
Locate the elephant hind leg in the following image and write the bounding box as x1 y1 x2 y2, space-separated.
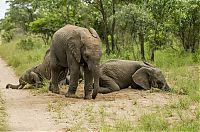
50 65 66 94
99 75 120 94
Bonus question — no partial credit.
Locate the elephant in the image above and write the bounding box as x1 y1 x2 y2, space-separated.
6 49 68 89
65 66 84 85
98 60 170 94
49 24 102 99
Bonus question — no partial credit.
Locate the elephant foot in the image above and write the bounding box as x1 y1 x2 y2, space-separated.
65 92 77 98
48 83 52 91
49 83 60 94
51 87 60 94
84 95 92 100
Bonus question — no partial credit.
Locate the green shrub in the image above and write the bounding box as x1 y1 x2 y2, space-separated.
1 31 13 42
17 38 34 50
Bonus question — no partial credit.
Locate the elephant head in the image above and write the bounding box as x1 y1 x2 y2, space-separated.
66 26 102 99
132 67 170 91
6 70 42 89
81 28 102 99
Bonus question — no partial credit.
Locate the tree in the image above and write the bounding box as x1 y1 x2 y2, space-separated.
6 0 37 32
172 0 200 52
115 3 153 60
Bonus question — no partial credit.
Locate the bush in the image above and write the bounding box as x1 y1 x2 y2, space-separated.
17 38 34 50
1 31 13 42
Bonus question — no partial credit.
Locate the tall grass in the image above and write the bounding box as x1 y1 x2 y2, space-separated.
0 37 49 76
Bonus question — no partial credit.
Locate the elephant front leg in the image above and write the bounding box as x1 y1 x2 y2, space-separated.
98 75 120 94
83 66 93 99
65 64 80 98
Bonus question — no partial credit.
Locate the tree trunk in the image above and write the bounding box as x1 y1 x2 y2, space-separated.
139 32 145 61
99 0 110 55
150 46 156 62
111 0 116 52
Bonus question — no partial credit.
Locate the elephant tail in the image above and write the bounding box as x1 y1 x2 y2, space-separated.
6 84 21 89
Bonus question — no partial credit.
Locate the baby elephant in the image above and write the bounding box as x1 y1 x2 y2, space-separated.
6 49 67 89
98 60 170 94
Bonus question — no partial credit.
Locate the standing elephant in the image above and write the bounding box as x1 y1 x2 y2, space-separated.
6 49 68 89
98 60 170 94
49 25 102 99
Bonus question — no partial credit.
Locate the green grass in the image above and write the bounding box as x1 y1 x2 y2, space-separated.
0 36 49 76
137 113 169 131
0 91 7 131
100 119 134 132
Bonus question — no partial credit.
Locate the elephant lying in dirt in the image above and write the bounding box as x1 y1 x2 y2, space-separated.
6 49 68 89
65 60 170 94
97 60 170 94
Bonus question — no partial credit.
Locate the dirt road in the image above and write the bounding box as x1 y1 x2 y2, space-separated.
0 57 183 131
0 58 66 131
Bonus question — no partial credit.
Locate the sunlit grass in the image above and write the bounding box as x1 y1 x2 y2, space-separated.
0 37 49 76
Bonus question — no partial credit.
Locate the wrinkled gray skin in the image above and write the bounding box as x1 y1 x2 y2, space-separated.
98 60 170 94
49 25 102 99
6 49 67 89
66 66 84 85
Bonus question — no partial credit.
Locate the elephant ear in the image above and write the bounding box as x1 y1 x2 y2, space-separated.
30 72 41 83
67 32 82 63
132 67 151 90
143 61 155 68
88 27 98 38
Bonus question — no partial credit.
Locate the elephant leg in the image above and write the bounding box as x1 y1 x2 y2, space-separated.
99 75 120 94
65 62 80 98
57 68 68 83
50 65 63 94
83 66 93 99
18 84 26 89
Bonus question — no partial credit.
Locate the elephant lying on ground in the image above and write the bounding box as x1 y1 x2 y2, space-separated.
6 49 68 89
98 60 170 94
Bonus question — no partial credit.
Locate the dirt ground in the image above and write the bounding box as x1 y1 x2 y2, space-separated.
0 57 195 131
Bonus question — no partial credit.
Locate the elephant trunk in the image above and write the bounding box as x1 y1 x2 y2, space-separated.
6 84 21 89
6 78 27 89
91 64 100 99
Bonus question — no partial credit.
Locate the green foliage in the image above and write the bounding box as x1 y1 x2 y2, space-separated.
154 49 196 68
137 113 169 131
1 31 13 42
154 49 200 102
17 38 34 50
29 12 67 45
115 3 153 33
0 37 48 76
172 0 200 52
171 119 199 131
114 120 134 131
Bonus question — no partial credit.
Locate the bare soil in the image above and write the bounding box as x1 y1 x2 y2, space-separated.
0 57 196 131
0 58 66 131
